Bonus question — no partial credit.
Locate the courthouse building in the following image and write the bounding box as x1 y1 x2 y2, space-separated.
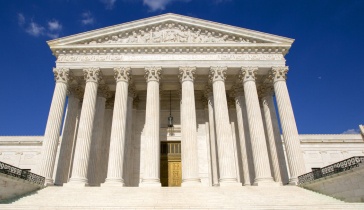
1 14 363 189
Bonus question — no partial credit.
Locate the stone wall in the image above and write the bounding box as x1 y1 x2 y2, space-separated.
301 165 364 202
0 173 43 201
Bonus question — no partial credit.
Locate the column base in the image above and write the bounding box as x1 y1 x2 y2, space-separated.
44 178 54 186
101 179 125 187
288 177 299 185
253 177 280 186
139 179 161 187
64 177 89 187
219 178 242 187
181 178 201 187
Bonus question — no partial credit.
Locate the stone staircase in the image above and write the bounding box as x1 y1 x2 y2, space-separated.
1 186 364 209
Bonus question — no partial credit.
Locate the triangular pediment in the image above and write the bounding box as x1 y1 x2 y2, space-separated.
48 13 294 47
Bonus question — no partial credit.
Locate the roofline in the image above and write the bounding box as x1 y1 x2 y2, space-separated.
47 13 294 47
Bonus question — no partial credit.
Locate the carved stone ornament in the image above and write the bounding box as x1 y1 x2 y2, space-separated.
179 67 196 82
128 85 136 98
67 85 84 99
209 67 227 82
98 84 112 98
84 68 102 83
105 95 115 109
269 66 289 82
240 66 258 82
204 85 213 98
145 67 162 82
231 84 244 98
258 85 274 98
82 23 257 45
114 67 131 83
57 54 284 62
53 68 72 84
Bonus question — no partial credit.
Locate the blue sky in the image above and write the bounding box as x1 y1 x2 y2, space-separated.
0 0 363 135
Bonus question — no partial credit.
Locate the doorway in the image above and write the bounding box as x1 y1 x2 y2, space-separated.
160 141 182 187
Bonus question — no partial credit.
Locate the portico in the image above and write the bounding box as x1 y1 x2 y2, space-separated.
37 13 305 187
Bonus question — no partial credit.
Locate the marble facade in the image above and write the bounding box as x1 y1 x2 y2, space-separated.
1 14 363 188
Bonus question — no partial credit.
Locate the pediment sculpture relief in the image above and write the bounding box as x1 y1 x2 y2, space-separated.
84 23 259 45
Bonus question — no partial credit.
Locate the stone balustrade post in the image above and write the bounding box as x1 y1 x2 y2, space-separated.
179 67 201 186
240 67 274 186
38 68 72 185
66 68 102 187
270 66 305 185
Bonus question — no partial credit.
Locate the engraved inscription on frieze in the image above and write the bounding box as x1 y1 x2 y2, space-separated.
57 54 284 62
81 22 260 45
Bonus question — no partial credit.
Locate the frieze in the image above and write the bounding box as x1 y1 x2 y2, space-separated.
57 54 284 62
80 23 259 45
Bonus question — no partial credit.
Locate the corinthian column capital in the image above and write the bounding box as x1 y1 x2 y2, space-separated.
67 85 84 99
269 66 289 82
53 68 72 84
84 68 102 83
98 84 112 98
240 66 258 83
114 67 131 83
209 67 227 83
145 67 162 82
179 66 196 82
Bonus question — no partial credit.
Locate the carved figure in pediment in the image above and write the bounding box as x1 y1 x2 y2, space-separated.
152 27 162 43
128 31 138 43
140 30 151 43
164 30 176 42
177 26 188 42
191 29 202 43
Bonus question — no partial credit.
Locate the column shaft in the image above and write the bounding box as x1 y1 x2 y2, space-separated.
271 66 305 184
180 67 201 186
209 67 239 186
123 87 135 186
141 67 162 187
104 67 130 186
67 68 101 186
234 93 251 186
38 68 70 185
99 100 113 184
54 93 80 185
206 90 219 186
241 67 274 185
88 94 106 186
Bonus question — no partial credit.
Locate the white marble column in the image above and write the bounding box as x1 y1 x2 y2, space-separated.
99 97 114 184
205 87 219 186
232 86 251 186
67 68 102 187
140 67 162 187
123 85 135 186
270 66 305 184
209 67 239 186
103 67 131 186
38 68 71 185
259 86 282 184
88 85 109 186
179 67 201 186
240 67 274 186
54 86 82 185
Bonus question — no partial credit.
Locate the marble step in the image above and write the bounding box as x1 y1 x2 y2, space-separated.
2 186 363 209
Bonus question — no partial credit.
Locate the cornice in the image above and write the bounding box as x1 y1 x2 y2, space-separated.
47 13 294 47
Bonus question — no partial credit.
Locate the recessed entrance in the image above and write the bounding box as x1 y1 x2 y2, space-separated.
160 141 182 187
